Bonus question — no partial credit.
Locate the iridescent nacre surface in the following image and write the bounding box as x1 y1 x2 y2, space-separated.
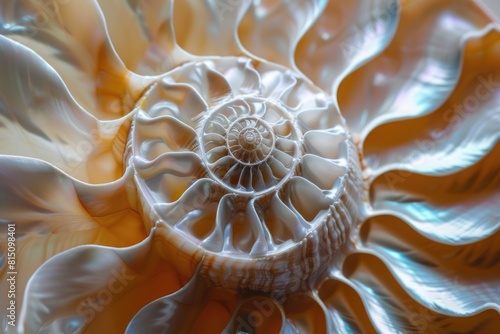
0 1 499 333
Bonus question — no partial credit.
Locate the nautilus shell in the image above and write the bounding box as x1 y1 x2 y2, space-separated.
0 0 500 333
127 57 362 295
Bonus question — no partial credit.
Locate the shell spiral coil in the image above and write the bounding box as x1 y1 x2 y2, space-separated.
1 0 500 333
127 58 363 293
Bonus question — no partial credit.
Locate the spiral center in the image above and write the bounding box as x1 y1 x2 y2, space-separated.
200 97 299 196
240 128 260 149
226 116 275 167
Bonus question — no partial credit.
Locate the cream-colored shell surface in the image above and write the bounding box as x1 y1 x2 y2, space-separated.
0 0 499 333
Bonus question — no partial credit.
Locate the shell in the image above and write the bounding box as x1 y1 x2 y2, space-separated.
127 58 363 293
0 1 499 334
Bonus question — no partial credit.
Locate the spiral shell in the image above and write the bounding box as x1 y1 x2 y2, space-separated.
2 0 500 333
128 57 363 292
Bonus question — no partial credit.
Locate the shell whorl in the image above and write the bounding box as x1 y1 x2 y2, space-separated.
127 57 363 293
